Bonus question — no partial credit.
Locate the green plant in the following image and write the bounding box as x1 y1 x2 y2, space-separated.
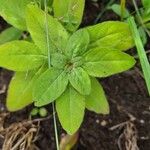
109 0 150 45
128 16 150 95
109 0 150 95
0 0 135 134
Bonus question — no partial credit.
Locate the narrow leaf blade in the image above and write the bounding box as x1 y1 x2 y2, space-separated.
128 17 150 95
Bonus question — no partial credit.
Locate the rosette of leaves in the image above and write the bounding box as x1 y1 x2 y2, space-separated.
0 0 135 134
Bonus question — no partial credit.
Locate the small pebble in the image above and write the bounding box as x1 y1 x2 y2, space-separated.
0 105 5 112
101 120 107 126
96 119 100 124
140 119 145 124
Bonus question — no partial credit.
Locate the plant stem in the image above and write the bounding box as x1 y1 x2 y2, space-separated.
52 102 60 150
44 0 51 68
121 0 126 21
44 0 60 149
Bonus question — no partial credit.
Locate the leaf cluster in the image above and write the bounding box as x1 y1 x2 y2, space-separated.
0 0 135 134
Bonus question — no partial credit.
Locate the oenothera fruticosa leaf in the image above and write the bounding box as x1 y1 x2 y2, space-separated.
83 47 136 77
86 21 134 51
69 67 91 95
56 85 85 135
7 72 34 111
51 53 68 69
33 68 68 107
53 0 85 32
7 66 46 111
0 27 22 45
65 29 90 58
85 78 109 114
26 4 69 55
0 0 32 30
0 41 46 71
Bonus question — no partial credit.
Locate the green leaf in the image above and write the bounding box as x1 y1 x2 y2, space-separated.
141 9 150 23
108 4 130 19
0 0 32 30
128 17 150 95
53 0 85 32
7 72 33 111
85 78 109 114
33 68 68 107
138 26 147 45
0 41 46 71
83 47 136 77
35 0 53 9
51 53 67 69
56 85 85 135
65 29 90 58
142 0 150 9
6 66 46 111
145 22 150 29
26 4 69 55
0 27 22 45
69 67 91 95
86 21 134 51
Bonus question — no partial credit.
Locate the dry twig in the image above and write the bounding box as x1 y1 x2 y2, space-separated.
0 113 51 150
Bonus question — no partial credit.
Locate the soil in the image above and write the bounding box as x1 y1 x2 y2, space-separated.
0 0 150 150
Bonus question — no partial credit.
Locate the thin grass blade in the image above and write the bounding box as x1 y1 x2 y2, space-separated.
128 16 150 95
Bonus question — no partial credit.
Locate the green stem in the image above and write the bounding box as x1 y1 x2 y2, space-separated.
44 0 60 149
52 102 60 150
121 0 126 21
44 0 51 68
